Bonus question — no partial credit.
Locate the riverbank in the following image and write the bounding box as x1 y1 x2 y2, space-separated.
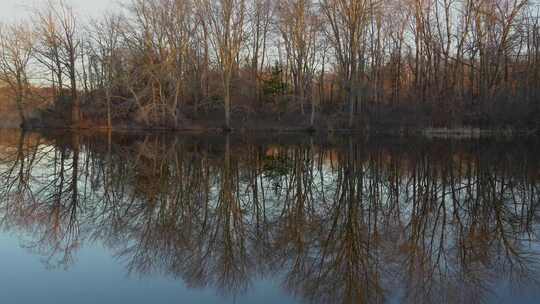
3 101 537 138
19 123 540 138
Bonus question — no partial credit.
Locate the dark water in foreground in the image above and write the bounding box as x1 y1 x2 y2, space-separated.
0 130 539 304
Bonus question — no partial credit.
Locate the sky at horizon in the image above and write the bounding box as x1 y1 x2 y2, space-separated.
0 0 120 22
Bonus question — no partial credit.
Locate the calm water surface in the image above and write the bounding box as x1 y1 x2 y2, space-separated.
0 130 539 304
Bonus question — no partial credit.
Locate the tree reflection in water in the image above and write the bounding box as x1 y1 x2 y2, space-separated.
0 131 539 303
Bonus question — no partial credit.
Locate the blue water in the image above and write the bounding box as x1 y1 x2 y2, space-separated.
1 131 539 303
0 233 297 304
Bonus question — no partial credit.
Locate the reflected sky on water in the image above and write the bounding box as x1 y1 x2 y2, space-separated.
0 130 539 304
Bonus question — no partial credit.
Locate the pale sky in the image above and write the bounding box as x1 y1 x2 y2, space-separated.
0 0 120 22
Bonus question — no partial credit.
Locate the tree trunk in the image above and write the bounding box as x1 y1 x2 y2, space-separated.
16 81 26 127
106 89 112 129
310 93 315 129
224 72 232 130
16 94 26 128
71 70 80 126
348 79 357 129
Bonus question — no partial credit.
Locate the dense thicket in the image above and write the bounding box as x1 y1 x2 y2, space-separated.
1 0 539 130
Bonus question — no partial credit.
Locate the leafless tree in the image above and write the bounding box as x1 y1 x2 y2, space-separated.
87 13 125 129
200 0 247 130
276 0 320 126
320 0 369 128
1 0 538 130
0 23 35 126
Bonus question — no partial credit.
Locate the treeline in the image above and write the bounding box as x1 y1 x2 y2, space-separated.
1 0 539 130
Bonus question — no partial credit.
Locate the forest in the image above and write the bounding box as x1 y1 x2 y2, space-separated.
0 0 539 132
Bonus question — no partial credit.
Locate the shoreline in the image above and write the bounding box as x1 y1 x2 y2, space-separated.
8 125 540 138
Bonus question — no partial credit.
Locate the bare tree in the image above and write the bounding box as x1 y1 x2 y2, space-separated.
33 6 64 100
34 0 81 126
248 0 273 106
276 0 320 126
1 0 538 130
200 0 247 130
88 14 125 129
320 0 369 128
0 23 35 126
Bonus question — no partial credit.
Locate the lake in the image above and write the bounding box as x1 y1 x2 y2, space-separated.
0 130 539 303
